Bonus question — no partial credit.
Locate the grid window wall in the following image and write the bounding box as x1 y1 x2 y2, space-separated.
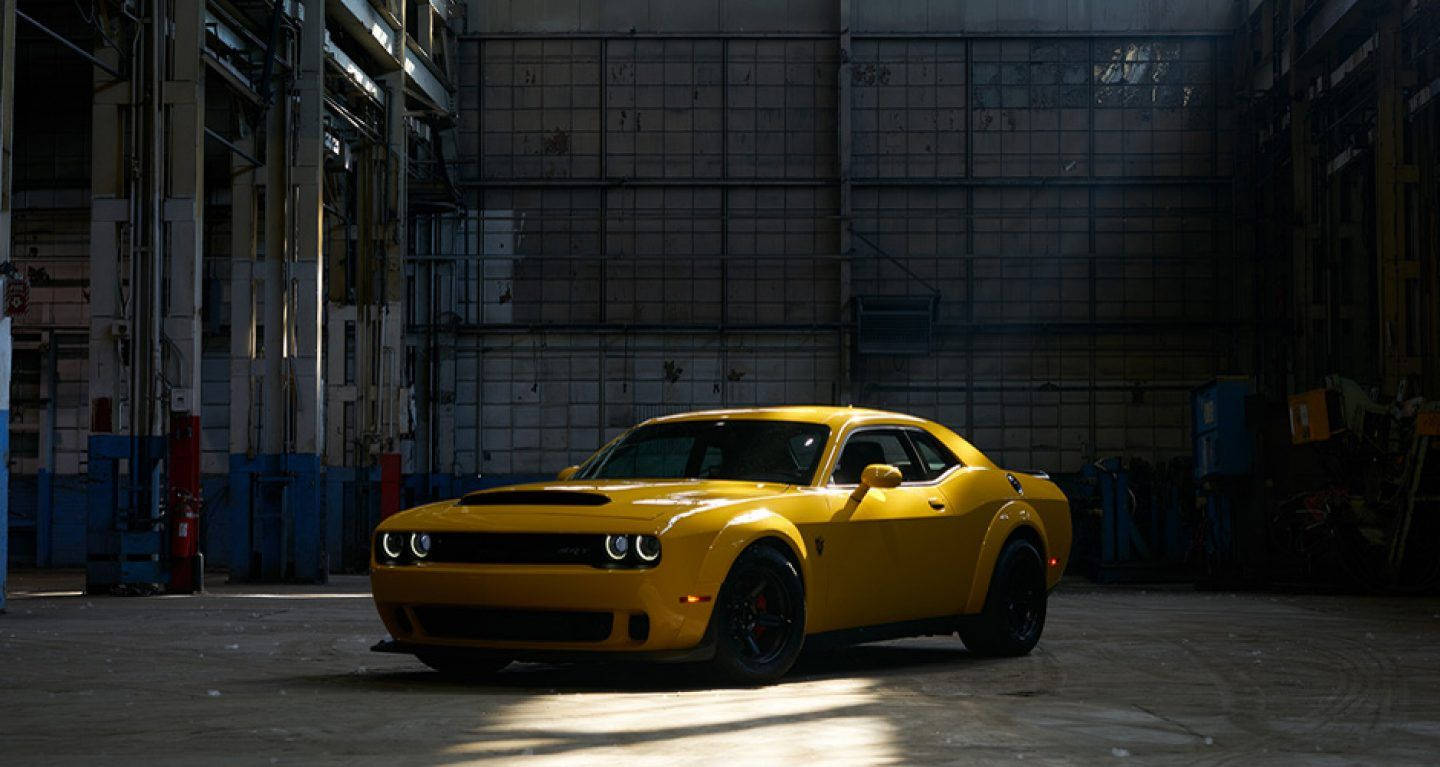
725 186 842 325
1092 38 1228 177
970 187 1092 324
725 39 840 179
481 40 602 179
970 39 1092 178
605 40 725 178
1093 184 1229 322
850 39 968 179
463 334 841 475
851 186 968 322
446 30 1243 479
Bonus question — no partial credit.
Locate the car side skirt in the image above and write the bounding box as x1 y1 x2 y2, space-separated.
802 616 970 650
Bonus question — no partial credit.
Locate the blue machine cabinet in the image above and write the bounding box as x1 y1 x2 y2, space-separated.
86 435 168 593
1077 458 1190 582
1191 378 1257 582
1193 378 1255 479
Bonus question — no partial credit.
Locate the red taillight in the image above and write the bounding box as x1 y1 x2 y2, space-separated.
1048 557 1059 567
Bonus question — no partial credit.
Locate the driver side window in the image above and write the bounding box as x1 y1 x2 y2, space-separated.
831 430 922 484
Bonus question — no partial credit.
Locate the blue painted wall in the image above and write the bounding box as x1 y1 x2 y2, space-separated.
1 408 8 610
8 469 544 574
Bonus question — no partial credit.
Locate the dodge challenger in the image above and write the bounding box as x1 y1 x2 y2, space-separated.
370 406 1071 683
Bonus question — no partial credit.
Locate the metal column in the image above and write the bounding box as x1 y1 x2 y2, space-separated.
86 5 167 594
0 0 16 611
836 0 854 401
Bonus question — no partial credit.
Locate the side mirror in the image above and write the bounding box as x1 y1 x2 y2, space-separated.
861 464 903 489
556 465 579 480
850 463 902 502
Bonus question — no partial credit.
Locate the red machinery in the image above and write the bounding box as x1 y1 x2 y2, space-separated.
168 413 202 592
380 453 402 520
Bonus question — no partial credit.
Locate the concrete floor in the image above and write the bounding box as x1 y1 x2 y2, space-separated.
2 572 1438 766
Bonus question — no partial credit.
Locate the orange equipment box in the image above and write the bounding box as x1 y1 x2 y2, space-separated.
1288 388 1341 444
1418 410 1440 437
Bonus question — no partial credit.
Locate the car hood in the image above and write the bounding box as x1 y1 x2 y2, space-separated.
397 480 797 525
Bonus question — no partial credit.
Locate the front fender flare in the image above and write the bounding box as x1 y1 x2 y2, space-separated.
962 500 1048 614
691 509 812 601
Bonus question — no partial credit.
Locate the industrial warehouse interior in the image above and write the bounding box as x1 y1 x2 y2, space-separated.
1 0 1439 763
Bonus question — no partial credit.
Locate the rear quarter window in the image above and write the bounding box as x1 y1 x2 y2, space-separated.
909 430 961 478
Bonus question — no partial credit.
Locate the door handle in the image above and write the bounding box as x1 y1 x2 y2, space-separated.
927 497 946 510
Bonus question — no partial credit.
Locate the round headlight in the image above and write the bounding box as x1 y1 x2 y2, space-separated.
409 532 432 559
380 532 403 561
635 535 661 563
603 534 630 561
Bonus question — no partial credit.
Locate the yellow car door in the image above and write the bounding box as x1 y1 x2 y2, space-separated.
910 429 996 615
818 427 969 629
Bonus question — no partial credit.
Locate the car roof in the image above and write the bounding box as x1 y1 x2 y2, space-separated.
643 405 927 430
641 406 996 469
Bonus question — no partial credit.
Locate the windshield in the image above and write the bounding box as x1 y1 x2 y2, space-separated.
578 420 831 485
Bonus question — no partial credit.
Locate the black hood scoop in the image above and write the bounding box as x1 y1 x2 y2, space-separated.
458 490 612 507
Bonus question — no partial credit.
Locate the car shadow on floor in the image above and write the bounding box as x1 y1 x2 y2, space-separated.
283 639 986 695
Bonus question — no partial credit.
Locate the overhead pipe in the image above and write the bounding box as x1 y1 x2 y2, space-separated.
204 126 262 167
15 8 124 78
257 0 285 107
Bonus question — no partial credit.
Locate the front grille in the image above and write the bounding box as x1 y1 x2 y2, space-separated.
428 532 601 565
628 613 650 642
413 606 614 642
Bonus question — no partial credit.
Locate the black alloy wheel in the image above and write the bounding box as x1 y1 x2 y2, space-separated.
708 545 806 684
1003 549 1044 639
960 537 1048 657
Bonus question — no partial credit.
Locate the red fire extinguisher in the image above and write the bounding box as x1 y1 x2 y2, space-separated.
169 413 203 593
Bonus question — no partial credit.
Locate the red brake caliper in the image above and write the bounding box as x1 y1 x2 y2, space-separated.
754 594 768 638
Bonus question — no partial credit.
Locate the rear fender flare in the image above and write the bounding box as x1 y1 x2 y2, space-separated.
962 500 1047 614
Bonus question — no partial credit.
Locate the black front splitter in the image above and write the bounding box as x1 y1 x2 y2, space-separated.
371 637 716 664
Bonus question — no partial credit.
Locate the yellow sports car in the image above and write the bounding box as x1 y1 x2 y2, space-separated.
370 406 1071 683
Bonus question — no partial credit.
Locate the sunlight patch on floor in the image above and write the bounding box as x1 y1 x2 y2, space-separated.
440 677 899 765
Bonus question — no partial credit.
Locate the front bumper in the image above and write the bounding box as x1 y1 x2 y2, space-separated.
369 561 718 654
371 636 716 664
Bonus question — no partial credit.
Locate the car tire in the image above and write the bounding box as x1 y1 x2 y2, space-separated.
707 545 806 685
415 650 510 680
960 537 1048 657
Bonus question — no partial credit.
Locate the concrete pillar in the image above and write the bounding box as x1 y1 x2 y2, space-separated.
233 0 326 582
87 51 127 438
294 0 325 458
164 0 206 592
1374 5 1418 390
1285 3 1312 393
379 68 408 517
287 0 327 580
242 85 288 581
0 0 15 611
323 302 356 568
228 122 259 578
261 78 287 458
